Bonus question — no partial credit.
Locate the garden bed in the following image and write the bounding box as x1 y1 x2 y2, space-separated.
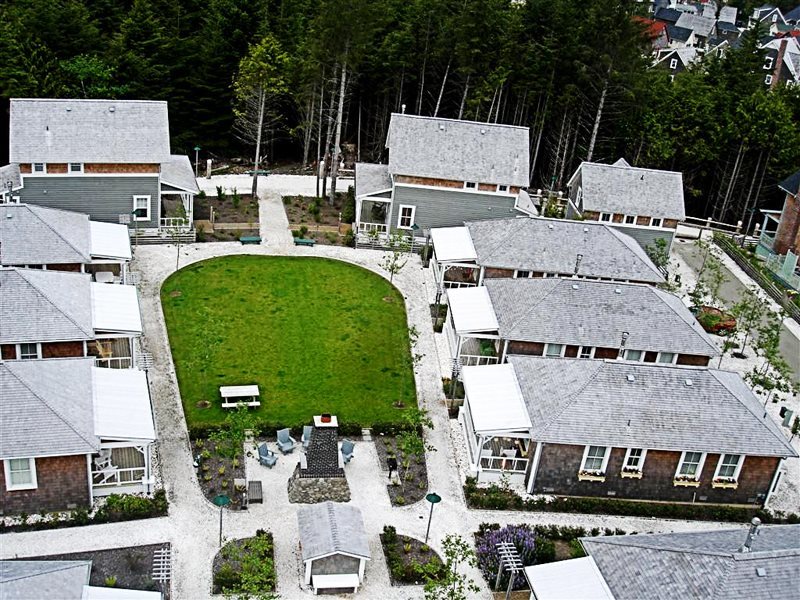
380 526 446 585
212 530 276 596
375 435 429 506
284 191 355 246
191 438 247 509
194 188 260 242
24 543 170 598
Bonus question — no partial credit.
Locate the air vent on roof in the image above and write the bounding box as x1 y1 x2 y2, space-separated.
572 284 579 290
756 568 766 577
5 213 12 219
480 128 486 135
626 375 635 383
109 106 116 113
439 124 445 131
614 288 622 294
65 107 71 112
547 224 554 230
685 379 693 386
583 227 589 233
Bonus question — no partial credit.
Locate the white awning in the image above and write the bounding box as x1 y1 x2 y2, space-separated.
447 287 498 333
524 556 615 600
92 367 156 442
91 283 142 334
462 363 531 434
430 227 477 262
90 222 132 260
83 584 162 599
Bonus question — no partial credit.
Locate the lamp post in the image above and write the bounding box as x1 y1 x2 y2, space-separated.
212 494 231 547
424 492 441 544
194 146 201 178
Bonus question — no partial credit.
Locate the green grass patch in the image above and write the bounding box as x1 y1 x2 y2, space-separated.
161 255 416 428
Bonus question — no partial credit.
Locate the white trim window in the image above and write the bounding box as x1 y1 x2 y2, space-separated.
4 458 38 490
497 184 509 193
464 181 477 190
32 163 46 173
132 195 151 221
714 454 743 481
623 349 644 362
599 212 612 222
764 57 774 70
545 343 564 357
670 58 678 69
581 446 609 474
623 448 647 472
650 217 663 227
18 343 40 360
765 74 773 85
397 204 416 229
579 346 594 359
514 270 531 279
676 451 706 480
69 162 83 173
657 352 677 364
624 214 637 225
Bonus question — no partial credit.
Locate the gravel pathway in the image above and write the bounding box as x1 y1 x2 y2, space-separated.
2 177 771 599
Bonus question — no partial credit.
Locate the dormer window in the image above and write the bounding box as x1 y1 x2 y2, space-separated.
33 163 46 173
670 58 678 69
69 162 83 173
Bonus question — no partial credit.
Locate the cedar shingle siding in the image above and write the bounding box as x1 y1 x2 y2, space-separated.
1 454 90 514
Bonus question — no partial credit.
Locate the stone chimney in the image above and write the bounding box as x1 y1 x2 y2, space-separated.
774 187 799 255
771 39 788 91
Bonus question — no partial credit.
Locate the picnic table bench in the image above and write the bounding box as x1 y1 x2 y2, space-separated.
247 480 263 504
294 238 316 247
220 385 261 408
239 235 262 245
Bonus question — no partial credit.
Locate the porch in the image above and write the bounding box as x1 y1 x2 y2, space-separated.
160 193 194 232
444 286 501 370
88 337 134 369
430 227 479 292
91 444 153 496
355 197 390 234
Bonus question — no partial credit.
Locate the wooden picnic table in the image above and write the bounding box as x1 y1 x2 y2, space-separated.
219 385 261 408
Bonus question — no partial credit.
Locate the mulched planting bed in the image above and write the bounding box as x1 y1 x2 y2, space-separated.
380 526 446 586
375 436 429 506
212 530 276 596
191 438 247 509
194 191 259 223
24 543 170 598
283 193 347 227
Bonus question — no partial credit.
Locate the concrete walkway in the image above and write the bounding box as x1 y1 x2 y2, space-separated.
1 177 766 599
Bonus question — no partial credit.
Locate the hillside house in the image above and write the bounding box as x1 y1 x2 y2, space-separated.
757 168 800 290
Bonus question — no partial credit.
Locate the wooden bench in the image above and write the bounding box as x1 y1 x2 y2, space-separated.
239 235 262 245
247 480 263 504
311 573 360 595
219 385 261 408
294 238 316 247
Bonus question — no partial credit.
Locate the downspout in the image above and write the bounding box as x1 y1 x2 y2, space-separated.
764 458 784 507
527 441 543 494
86 454 94 504
478 266 486 286
500 339 510 363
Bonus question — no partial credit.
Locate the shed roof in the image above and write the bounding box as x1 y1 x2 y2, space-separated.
90 221 132 261
462 363 531 433
447 286 498 334
569 160 685 219
297 502 371 561
160 155 199 193
0 561 91 600
485 278 718 357
523 556 615 600
93 367 156 442
464 218 664 284
581 524 800 600
430 226 477 262
355 163 392 197
0 359 100 458
505 356 796 457
386 114 529 187
91 282 143 334
10 99 171 164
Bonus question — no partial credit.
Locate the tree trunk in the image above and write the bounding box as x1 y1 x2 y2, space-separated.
433 58 451 118
458 74 470 120
417 22 430 115
585 76 608 163
740 149 763 227
717 140 745 222
494 84 504 123
486 87 498 123
530 91 549 186
302 84 315 166
251 87 266 197
315 69 326 199
329 61 347 207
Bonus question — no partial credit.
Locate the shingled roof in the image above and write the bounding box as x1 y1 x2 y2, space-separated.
505 356 796 458
160 155 199 193
297 502 371 561
10 98 171 164
581 524 800 600
0 204 92 266
484 278 719 357
386 114 529 187
355 162 392 197
464 217 664 284
778 168 800 196
0 561 91 600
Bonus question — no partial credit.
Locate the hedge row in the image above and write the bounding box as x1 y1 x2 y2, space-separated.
464 479 800 524
187 420 417 440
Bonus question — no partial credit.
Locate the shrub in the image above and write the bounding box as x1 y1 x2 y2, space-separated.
291 229 301 237
282 196 292 205
196 224 206 242
299 225 309 237
383 525 398 543
326 232 338 243
341 186 355 222
535 538 556 563
198 190 207 199
343 229 355 247
97 490 168 522
395 496 405 505
216 186 226 201
104 576 117 587
475 524 537 590
213 563 241 592
569 539 586 558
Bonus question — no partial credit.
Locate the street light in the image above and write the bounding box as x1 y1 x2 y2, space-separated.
212 494 231 547
424 492 442 544
194 146 201 178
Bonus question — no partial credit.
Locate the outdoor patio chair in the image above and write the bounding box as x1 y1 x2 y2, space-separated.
341 439 355 464
93 449 113 471
258 443 278 468
301 425 313 449
276 429 296 454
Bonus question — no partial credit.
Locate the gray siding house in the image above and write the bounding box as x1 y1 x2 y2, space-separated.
5 99 198 234
566 158 686 251
354 114 531 238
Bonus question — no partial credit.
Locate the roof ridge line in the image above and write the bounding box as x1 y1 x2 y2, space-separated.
327 503 341 550
650 287 719 354
501 278 561 333
585 535 738 558
28 205 92 262
603 226 664 279
5 560 93 582
17 269 95 338
534 359 604 436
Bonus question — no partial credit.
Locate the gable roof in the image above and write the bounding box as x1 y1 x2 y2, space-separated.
506 356 797 457
0 268 94 343
667 23 694 41
386 114 529 187
786 5 800 22
160 155 199 193
778 169 800 196
0 561 91 600
0 359 100 458
656 7 682 24
582 524 800 600
717 20 740 33
464 217 665 284
485 278 719 357
570 160 685 219
297 502 371 561
0 204 91 265
719 5 738 23
0 164 22 190
676 13 716 37
10 99 171 164
355 162 392 197
657 47 700 67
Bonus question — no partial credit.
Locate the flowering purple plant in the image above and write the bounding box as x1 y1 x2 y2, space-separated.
475 524 537 590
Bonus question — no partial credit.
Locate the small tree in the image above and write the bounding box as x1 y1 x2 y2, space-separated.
689 240 727 308
729 286 766 358
166 200 188 271
380 232 411 283
423 535 481 600
210 407 258 460
398 407 435 460
745 311 796 403
645 238 679 293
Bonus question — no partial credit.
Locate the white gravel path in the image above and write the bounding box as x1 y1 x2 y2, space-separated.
2 177 776 599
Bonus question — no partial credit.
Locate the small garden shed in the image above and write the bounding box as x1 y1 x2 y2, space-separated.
297 502 371 594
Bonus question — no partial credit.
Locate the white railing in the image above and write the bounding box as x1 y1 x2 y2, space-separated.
480 456 528 473
93 466 146 487
94 356 133 369
357 222 388 233
460 354 500 366
444 280 478 289
160 217 191 232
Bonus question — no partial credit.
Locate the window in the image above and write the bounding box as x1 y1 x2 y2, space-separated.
670 58 678 69
772 13 778 22
464 182 477 189
18 343 39 360
581 446 609 473
515 270 531 279
715 454 743 480
765 74 773 85
599 212 612 222
545 343 564 357
624 214 637 225
623 448 647 471
650 217 663 227
543 272 558 278
579 346 593 359
397 204 415 229
624 349 643 362
676 451 705 479
69 162 83 173
657 352 676 364
33 163 46 173
132 196 151 221
4 458 37 490
497 184 509 193
764 57 774 70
